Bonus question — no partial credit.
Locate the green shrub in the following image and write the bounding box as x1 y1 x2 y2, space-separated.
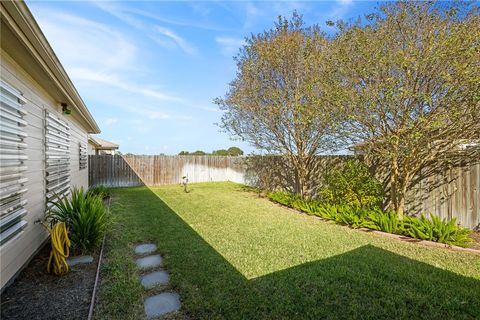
87 185 111 199
319 160 383 208
402 214 473 248
48 187 108 253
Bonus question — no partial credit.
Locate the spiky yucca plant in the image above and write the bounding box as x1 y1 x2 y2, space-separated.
47 187 108 253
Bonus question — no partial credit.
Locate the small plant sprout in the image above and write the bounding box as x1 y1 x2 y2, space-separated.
182 175 189 193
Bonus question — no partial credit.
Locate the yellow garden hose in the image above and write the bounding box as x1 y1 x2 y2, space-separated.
46 222 71 275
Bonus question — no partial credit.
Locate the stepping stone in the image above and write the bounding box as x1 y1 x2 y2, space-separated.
141 271 170 289
136 255 162 270
67 255 93 267
135 243 157 255
144 292 181 319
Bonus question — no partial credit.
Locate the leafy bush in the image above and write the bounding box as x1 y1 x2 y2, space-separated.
87 185 111 199
319 160 383 208
267 190 473 247
48 187 108 253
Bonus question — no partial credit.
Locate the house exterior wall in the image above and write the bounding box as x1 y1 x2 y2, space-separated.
0 49 89 289
97 149 116 155
88 141 97 155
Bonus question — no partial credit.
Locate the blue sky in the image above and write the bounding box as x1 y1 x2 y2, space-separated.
27 0 377 155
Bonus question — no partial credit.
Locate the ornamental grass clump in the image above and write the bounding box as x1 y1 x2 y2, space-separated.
48 187 108 253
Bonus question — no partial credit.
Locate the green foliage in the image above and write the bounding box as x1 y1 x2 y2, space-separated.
212 149 229 156
48 187 108 253
319 160 383 208
268 191 300 207
87 185 111 199
267 191 473 247
402 215 473 248
227 147 244 156
180 147 244 156
369 209 402 234
292 199 323 215
178 150 207 155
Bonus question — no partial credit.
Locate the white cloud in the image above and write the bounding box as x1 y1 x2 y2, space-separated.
67 68 183 103
105 118 118 125
154 26 197 55
29 6 187 104
31 8 136 72
215 37 245 56
93 1 229 32
94 2 197 55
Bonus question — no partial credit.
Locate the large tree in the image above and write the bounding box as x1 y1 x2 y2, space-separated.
334 2 480 215
215 13 341 198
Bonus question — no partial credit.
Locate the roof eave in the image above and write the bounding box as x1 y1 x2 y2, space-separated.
1 1 100 134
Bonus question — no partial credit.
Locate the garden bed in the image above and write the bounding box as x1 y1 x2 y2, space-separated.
0 243 99 320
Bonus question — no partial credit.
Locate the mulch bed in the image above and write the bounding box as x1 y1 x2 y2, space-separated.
1 243 98 320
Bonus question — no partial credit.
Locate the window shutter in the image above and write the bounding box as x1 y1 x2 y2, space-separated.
45 111 70 208
79 142 87 170
0 80 28 246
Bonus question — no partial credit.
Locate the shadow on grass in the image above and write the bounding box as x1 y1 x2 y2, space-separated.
103 187 480 320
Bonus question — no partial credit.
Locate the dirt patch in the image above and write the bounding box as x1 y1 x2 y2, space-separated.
1 243 98 320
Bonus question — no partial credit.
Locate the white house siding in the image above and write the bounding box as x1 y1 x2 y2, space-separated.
88 141 97 155
0 49 89 289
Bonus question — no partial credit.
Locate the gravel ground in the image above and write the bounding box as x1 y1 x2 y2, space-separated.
1 243 98 320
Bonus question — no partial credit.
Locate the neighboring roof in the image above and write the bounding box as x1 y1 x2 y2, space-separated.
87 136 101 148
89 136 119 150
0 1 100 134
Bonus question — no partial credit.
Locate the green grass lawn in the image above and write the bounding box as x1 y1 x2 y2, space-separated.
96 182 480 320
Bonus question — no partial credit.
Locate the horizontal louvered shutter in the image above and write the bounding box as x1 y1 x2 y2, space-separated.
0 80 28 246
45 111 70 208
79 142 87 170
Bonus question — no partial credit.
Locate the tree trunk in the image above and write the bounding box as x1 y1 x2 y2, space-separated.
397 173 411 217
390 158 402 216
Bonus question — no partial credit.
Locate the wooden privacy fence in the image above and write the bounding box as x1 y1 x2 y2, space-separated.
88 155 479 229
405 163 479 230
88 155 246 187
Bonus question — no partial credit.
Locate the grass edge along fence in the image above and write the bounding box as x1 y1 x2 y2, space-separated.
267 191 474 248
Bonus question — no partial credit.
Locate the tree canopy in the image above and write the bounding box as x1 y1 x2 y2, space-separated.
216 12 342 198
178 147 244 156
333 1 480 214
217 2 480 212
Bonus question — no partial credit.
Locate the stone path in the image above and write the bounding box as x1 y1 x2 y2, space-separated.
67 255 94 267
134 243 181 319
